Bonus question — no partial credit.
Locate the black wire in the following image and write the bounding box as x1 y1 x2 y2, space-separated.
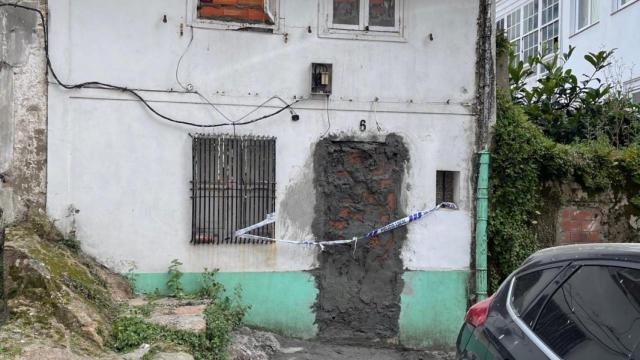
0 3 297 129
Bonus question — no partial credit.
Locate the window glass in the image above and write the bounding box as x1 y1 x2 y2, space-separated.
632 91 640 104
590 0 599 23
534 266 640 359
511 267 561 317
577 0 590 30
369 0 395 27
522 1 539 34
333 0 360 25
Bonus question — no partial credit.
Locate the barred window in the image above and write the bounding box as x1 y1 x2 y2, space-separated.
191 135 276 245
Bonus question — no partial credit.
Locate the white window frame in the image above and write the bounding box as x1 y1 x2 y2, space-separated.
612 0 639 12
186 0 281 32
319 0 406 42
572 0 599 34
499 0 561 78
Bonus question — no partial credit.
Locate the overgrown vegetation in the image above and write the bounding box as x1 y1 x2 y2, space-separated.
109 263 250 360
488 39 640 289
166 259 185 298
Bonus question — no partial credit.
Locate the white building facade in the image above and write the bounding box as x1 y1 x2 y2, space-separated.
497 0 640 100
46 0 490 348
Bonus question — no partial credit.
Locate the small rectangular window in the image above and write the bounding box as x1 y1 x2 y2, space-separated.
632 91 640 104
436 171 458 205
191 135 276 245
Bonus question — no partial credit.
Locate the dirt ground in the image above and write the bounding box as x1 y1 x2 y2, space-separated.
272 337 455 360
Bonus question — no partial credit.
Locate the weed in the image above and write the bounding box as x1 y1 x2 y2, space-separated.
166 259 184 298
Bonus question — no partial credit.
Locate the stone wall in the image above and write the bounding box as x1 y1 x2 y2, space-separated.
0 0 48 324
538 182 640 247
0 0 48 225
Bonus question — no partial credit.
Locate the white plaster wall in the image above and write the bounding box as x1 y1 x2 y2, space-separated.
47 0 479 273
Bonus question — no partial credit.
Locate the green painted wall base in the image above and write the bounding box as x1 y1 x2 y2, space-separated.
133 271 318 339
133 269 469 347
399 270 470 349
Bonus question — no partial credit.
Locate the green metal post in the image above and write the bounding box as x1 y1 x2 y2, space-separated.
475 151 490 301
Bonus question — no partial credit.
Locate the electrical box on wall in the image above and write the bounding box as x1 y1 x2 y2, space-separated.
311 63 332 95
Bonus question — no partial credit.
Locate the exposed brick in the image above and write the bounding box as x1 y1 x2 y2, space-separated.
335 170 349 177
570 231 589 243
352 211 364 222
588 231 602 242
560 208 573 219
574 210 596 221
338 207 350 219
560 220 581 232
367 237 380 247
386 193 396 211
362 191 376 204
329 220 347 231
379 214 390 223
346 151 365 165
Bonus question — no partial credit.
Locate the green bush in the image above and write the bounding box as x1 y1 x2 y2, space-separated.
109 266 249 359
488 91 640 289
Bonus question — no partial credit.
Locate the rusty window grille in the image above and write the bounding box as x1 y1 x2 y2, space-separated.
191 135 276 244
436 170 457 204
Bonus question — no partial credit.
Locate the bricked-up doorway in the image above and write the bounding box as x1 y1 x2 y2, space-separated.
312 135 409 344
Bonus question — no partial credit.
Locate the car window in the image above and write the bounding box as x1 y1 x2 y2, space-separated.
511 267 561 316
533 266 640 360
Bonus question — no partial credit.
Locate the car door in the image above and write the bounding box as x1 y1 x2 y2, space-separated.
482 264 569 360
531 262 640 360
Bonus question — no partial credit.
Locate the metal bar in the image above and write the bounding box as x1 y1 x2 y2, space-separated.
213 136 218 245
223 137 229 243
270 138 276 239
191 137 196 244
251 138 256 245
207 136 212 244
234 137 240 244
197 136 203 244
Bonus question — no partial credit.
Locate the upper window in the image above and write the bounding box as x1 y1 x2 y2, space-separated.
190 0 278 31
614 0 638 11
533 266 640 359
573 0 599 33
499 0 559 68
320 0 405 41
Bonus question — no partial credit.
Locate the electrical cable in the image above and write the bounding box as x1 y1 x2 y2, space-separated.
320 94 331 137
0 3 298 129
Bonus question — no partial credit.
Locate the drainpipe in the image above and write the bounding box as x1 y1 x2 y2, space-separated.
475 150 490 301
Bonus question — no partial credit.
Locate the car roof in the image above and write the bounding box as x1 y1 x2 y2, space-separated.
519 243 640 272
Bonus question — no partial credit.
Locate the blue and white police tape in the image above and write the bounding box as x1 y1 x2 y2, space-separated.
234 202 458 250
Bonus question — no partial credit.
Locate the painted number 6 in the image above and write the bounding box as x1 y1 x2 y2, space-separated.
359 119 366 132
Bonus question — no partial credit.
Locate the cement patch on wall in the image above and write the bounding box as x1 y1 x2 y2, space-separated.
312 134 409 344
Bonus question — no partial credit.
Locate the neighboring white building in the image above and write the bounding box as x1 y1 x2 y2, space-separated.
43 0 492 348
496 0 640 100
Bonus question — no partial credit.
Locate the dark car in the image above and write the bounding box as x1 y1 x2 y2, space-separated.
456 243 640 360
